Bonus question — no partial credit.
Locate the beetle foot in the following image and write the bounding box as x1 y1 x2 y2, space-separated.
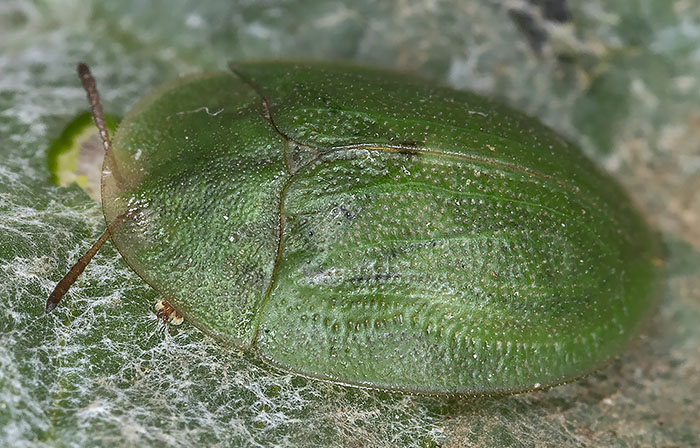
155 299 183 325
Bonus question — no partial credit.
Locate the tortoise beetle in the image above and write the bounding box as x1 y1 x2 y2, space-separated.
48 61 661 395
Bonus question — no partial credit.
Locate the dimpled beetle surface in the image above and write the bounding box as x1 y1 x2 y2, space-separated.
52 61 661 395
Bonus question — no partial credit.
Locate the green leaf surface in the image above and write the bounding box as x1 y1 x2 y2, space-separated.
1 1 698 446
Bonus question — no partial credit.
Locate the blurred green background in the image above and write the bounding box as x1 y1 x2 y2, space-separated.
1 1 698 446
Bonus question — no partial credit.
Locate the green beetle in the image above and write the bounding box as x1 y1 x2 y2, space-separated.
48 61 661 395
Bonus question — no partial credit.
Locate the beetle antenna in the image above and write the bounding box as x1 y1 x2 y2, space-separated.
45 228 111 313
77 63 112 154
46 64 118 314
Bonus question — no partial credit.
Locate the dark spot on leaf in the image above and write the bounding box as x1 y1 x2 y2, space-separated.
508 0 571 55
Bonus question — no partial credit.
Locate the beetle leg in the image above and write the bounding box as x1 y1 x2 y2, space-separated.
155 299 183 325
